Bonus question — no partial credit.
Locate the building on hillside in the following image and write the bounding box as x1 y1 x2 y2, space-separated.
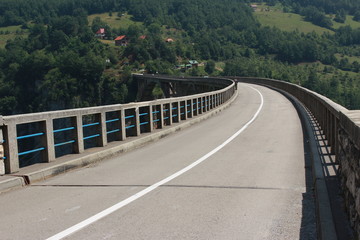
250 4 258 10
165 38 174 43
189 60 199 67
96 28 106 39
115 35 129 46
139 35 147 40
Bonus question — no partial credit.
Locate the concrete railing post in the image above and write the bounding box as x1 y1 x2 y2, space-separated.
135 107 141 136
97 111 107 147
3 121 19 173
41 119 55 162
120 108 126 141
159 104 165 128
148 105 154 132
0 116 4 174
72 114 84 154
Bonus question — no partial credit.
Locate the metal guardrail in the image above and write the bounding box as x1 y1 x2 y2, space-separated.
0 76 236 174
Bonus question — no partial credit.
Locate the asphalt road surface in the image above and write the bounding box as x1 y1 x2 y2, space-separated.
0 83 316 240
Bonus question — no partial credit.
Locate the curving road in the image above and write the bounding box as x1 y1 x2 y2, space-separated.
0 83 316 240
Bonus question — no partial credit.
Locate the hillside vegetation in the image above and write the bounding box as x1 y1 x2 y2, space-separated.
0 0 360 115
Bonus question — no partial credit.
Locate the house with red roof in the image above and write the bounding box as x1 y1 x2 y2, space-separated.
139 35 147 40
95 28 106 39
115 35 129 46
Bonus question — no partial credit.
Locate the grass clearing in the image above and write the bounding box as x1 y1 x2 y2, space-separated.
255 10 332 34
88 13 142 29
253 3 332 34
253 3 360 34
0 25 28 48
329 15 360 29
335 53 360 63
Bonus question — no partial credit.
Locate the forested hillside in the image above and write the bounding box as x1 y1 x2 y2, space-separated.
0 0 360 115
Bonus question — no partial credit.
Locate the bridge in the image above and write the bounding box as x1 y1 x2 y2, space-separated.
0 75 359 239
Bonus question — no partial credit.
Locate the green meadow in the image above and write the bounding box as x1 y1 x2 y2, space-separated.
0 25 28 48
253 3 360 34
88 13 143 29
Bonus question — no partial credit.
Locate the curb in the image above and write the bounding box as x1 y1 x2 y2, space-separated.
0 90 238 192
260 85 337 240
0 176 25 193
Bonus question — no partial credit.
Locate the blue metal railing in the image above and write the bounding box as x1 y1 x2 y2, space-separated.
83 134 100 140
54 140 76 147
106 118 120 123
19 147 45 156
83 122 100 128
107 129 120 134
17 132 44 140
53 127 75 133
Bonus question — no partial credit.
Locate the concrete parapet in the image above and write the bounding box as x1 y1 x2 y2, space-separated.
338 111 360 238
0 121 4 175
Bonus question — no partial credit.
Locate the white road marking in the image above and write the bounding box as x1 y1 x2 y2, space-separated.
46 86 264 240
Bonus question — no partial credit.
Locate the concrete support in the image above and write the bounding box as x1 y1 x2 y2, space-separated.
135 107 140 136
3 122 19 173
41 119 55 163
0 124 4 175
149 105 154 132
97 112 107 147
72 114 84 154
120 109 126 141
159 104 165 129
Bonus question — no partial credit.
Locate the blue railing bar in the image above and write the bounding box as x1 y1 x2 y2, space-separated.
193 103 196 105
18 147 45 156
125 125 135 129
107 129 120 134
187 111 191 113
173 114 178 117
164 117 169 120
125 115 135 119
152 111 160 114
153 119 160 122
193 109 196 112
83 134 100 140
17 132 44 140
54 140 75 147
83 122 100 128
106 118 120 123
181 113 185 115
198 107 201 110
163 109 169 112
53 127 75 133
139 113 149 116
187 104 191 107
140 122 149 126
2 156 6 160
180 106 185 108
172 107 177 110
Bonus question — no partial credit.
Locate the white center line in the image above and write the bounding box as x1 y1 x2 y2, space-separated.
46 86 264 240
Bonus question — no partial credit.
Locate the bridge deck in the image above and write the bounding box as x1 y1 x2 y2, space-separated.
0 84 316 239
